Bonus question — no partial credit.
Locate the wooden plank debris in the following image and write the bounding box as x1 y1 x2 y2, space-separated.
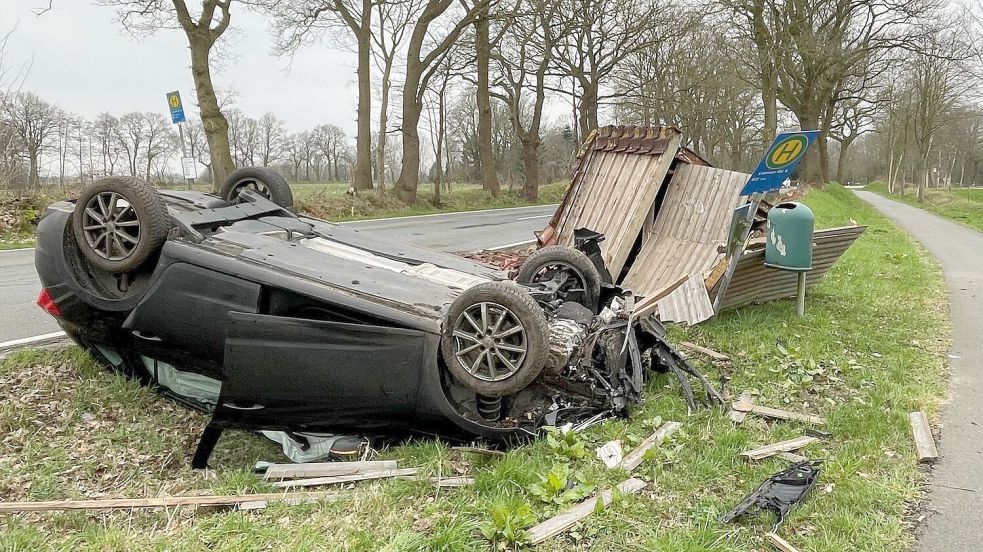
528 478 647 544
618 421 682 472
767 532 802 552
0 491 343 513
679 341 731 362
431 476 475 488
741 436 819 461
731 402 826 425
909 411 939 463
263 460 398 481
273 468 419 489
729 391 756 424
451 446 505 457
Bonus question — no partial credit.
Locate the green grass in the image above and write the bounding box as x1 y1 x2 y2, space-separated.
0 184 949 551
865 181 983 233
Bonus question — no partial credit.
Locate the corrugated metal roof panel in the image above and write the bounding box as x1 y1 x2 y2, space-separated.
719 225 867 309
550 126 683 278
657 273 715 325
622 164 750 296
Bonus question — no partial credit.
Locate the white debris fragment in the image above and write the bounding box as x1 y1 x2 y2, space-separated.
596 440 624 469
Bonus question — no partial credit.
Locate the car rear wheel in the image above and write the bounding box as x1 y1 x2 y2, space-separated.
220 167 294 209
441 282 549 397
515 246 602 309
71 177 170 273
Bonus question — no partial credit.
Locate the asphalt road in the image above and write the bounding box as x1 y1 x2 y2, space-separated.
0 204 557 344
855 191 983 551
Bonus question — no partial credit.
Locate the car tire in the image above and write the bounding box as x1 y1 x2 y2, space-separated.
515 246 602 309
441 281 549 397
71 177 171 273
220 167 294 209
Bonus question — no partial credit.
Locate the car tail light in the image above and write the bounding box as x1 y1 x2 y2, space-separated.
37 288 62 317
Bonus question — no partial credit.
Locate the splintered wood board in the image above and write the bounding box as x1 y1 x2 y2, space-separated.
264 460 398 480
618 421 682 472
741 436 819 461
729 391 756 423
909 411 939 463
528 478 647 544
273 468 419 489
731 403 826 425
0 491 344 512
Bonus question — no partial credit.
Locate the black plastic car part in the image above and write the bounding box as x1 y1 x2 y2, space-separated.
720 461 823 532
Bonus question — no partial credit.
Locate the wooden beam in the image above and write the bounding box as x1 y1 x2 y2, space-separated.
909 411 939 463
741 436 819 461
729 391 756 423
451 446 506 457
731 403 826 425
263 460 398 481
431 476 475 488
633 275 688 318
528 478 647 544
679 341 731 362
618 421 682 472
273 468 419 489
767 532 802 552
0 491 343 513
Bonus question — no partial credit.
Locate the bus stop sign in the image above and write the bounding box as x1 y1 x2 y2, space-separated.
166 91 186 124
741 131 819 196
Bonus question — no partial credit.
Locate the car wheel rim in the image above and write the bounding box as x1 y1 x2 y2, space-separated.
452 301 528 382
531 262 588 300
230 178 271 200
81 191 141 261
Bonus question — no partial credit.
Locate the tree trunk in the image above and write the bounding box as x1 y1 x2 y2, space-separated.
836 141 849 184
188 35 235 191
796 111 823 184
578 81 599 137
352 10 374 191
475 8 501 197
28 149 39 189
396 52 425 204
376 60 393 198
520 136 540 201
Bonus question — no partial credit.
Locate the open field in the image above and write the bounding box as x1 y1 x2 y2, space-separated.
0 181 567 249
865 182 983 233
0 184 949 551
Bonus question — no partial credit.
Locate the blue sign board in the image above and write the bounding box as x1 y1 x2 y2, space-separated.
741 130 820 195
166 91 186 124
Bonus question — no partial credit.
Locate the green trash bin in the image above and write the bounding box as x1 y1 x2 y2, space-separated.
765 202 815 271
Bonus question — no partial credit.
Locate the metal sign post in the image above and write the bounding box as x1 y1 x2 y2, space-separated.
166 91 195 189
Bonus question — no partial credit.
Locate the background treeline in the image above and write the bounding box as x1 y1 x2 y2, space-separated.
2 0 983 203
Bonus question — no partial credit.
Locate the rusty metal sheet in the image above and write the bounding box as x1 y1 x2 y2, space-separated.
548 126 683 278
656 273 714 325
718 225 867 310
622 164 750 296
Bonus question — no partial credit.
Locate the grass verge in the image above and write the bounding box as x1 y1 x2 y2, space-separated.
865 181 983 233
0 184 948 551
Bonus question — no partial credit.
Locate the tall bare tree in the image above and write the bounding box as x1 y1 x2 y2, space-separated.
3 92 62 188
97 0 238 190
370 0 418 197
394 0 488 204
267 1 374 190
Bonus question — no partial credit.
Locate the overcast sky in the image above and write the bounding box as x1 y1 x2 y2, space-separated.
4 1 361 134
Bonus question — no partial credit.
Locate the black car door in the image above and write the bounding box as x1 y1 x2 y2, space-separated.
215 311 429 429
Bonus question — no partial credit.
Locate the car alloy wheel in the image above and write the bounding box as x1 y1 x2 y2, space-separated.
451 301 528 382
80 191 142 261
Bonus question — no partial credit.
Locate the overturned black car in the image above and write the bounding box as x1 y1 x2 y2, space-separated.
34 169 698 467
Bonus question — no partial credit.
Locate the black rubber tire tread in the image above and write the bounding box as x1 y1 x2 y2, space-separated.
515 245 602 308
220 166 294 208
441 281 550 397
71 177 170 273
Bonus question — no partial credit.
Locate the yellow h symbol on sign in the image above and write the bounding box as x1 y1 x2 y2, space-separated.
767 135 807 169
